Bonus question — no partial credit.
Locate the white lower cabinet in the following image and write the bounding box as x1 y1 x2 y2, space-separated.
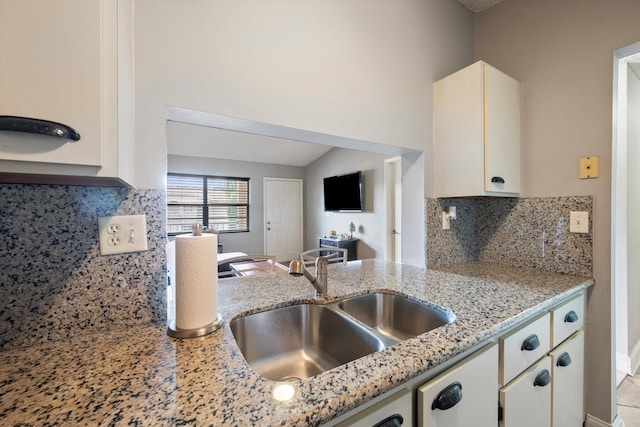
326 292 585 427
499 292 585 427
417 343 498 427
550 330 585 427
499 356 552 427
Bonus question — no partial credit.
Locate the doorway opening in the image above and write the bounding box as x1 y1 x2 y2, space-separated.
384 156 402 263
612 40 640 384
263 177 303 262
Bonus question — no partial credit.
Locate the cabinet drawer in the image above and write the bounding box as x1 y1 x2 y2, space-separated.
550 330 584 427
320 239 338 247
500 356 552 427
499 312 551 385
418 343 498 427
335 388 412 427
551 293 585 347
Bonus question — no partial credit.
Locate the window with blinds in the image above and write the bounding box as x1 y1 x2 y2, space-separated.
167 174 249 235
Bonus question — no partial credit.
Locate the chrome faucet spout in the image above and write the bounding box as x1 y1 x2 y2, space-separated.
288 254 336 296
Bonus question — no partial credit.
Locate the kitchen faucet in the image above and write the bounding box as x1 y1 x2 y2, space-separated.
288 253 337 296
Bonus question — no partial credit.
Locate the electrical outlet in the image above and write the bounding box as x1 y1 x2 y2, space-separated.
98 214 148 255
442 206 457 230
569 211 589 233
579 156 599 179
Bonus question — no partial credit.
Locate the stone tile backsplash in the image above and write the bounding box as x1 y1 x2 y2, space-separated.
427 196 592 276
0 184 166 351
0 183 592 351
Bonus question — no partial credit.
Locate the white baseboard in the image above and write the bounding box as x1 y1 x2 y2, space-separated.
618 339 640 379
617 351 631 375
586 413 626 427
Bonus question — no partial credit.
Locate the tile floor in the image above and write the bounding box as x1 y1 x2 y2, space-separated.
618 370 640 426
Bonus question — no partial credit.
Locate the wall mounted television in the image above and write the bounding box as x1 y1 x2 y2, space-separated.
323 171 363 212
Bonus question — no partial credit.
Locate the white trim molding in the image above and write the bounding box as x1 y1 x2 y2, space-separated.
630 339 640 376
586 413 626 427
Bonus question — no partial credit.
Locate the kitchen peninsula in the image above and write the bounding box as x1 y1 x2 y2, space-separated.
0 260 592 426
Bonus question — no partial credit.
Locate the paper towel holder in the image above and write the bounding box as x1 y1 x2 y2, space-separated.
167 222 224 339
167 313 224 339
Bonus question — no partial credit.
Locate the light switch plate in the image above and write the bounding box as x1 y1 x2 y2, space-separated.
98 214 148 255
569 211 589 233
442 212 451 230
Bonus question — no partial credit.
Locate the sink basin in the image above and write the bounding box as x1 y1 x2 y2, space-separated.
338 292 454 341
230 303 384 381
231 293 455 381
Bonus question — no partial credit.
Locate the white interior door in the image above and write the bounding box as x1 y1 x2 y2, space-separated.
384 157 402 263
264 178 303 262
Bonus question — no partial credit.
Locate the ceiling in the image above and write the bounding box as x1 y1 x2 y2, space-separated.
166 106 418 168
457 0 505 13
167 121 333 167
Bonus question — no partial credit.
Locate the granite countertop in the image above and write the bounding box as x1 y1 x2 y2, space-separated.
0 260 593 426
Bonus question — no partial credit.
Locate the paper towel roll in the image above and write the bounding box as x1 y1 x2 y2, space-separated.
174 233 218 330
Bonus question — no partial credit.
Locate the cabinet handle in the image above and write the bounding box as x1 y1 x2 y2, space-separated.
534 369 551 387
556 352 572 367
521 334 540 351
491 176 505 183
0 115 81 141
564 310 579 323
431 381 463 411
372 414 404 427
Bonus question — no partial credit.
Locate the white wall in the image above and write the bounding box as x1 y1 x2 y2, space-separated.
475 0 640 423
168 154 304 254
133 0 474 190
134 0 474 268
304 147 390 259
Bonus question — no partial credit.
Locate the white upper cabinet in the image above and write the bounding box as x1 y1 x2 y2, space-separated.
434 61 520 197
0 0 134 186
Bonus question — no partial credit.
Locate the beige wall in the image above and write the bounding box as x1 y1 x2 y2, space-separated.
476 0 640 422
303 147 390 259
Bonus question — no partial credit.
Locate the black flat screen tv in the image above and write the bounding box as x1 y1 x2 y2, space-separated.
323 171 363 212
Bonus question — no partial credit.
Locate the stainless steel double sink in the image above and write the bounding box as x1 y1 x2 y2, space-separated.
230 292 455 381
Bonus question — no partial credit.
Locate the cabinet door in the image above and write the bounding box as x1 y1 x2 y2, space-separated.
500 356 552 427
335 388 412 427
418 343 498 427
484 64 521 195
550 331 584 427
0 0 104 167
0 0 134 185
